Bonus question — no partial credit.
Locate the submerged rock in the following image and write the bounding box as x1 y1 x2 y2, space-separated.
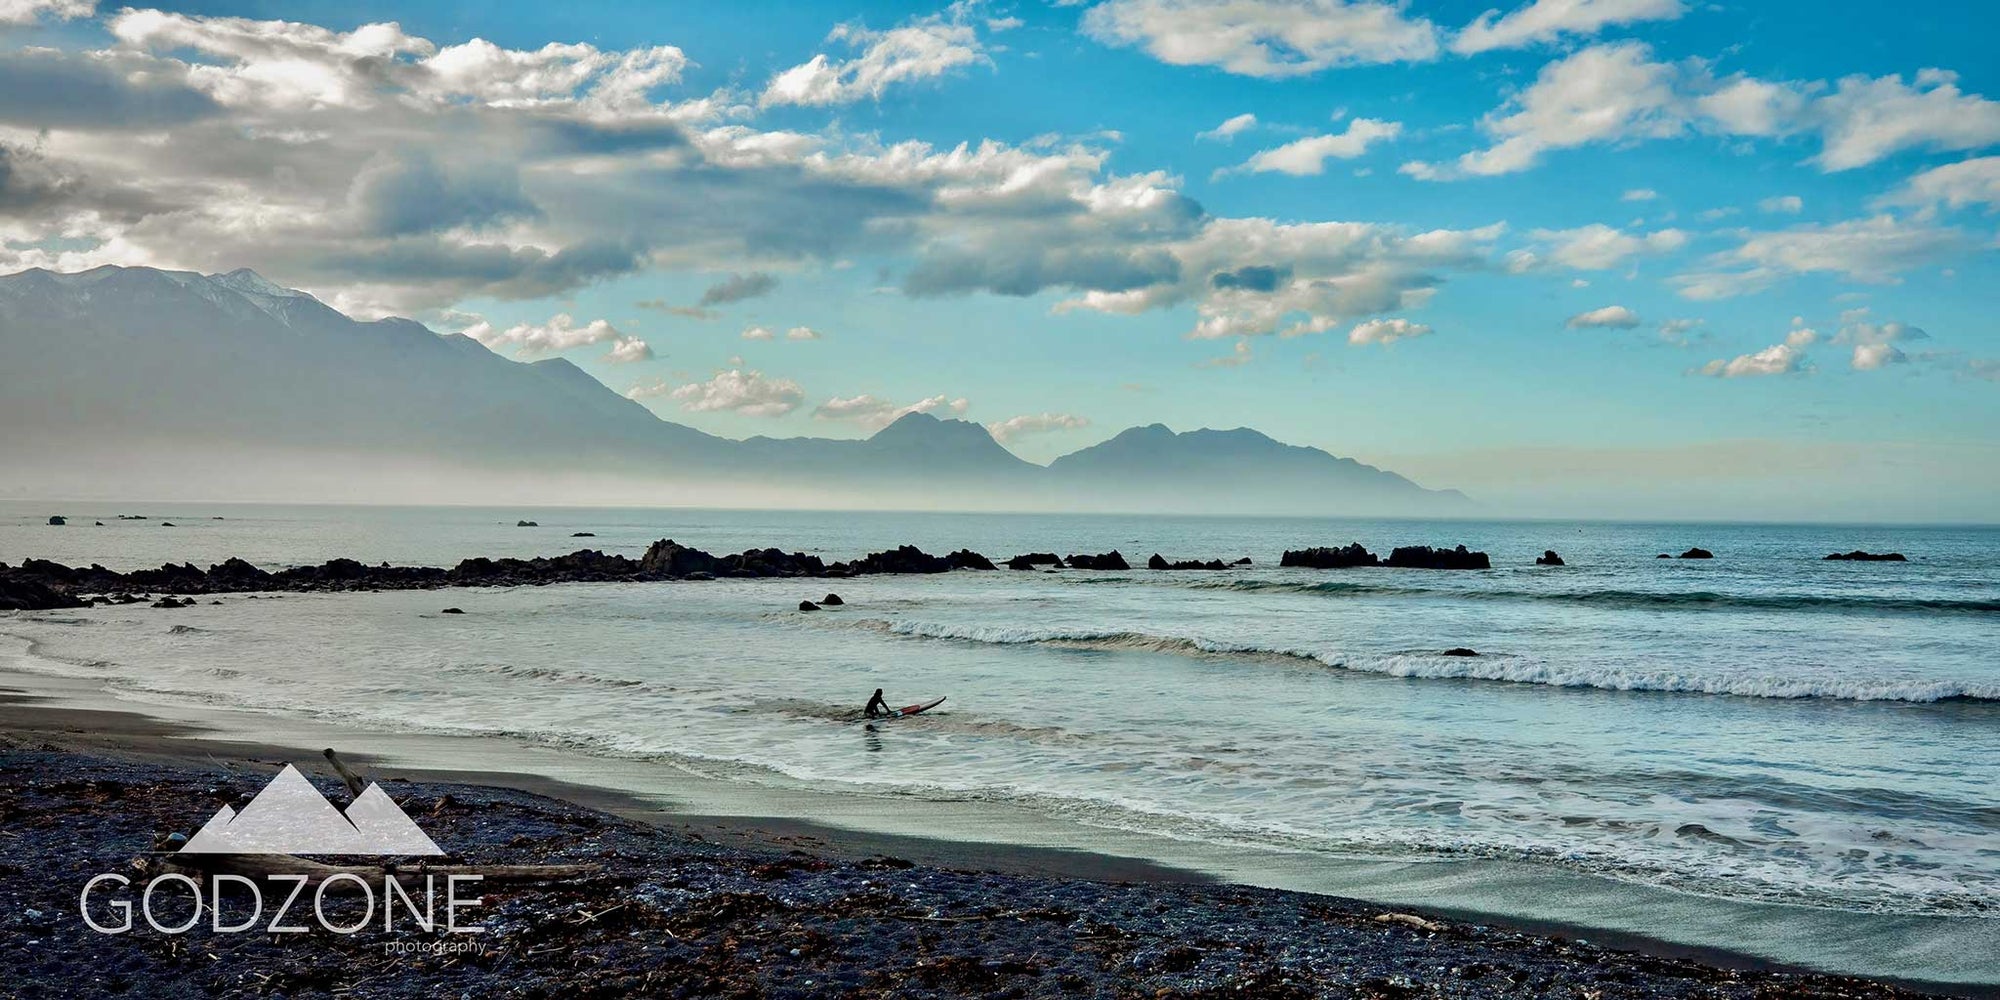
1280 544 1377 568
1442 648 1479 657
798 600 820 612
441 607 465 615
1385 545 1490 570
47 515 65 526
1535 550 1565 566
1065 551 1130 571
571 531 596 537
1006 552 1064 570
1148 553 1229 570
1678 548 1714 559
820 593 844 606
1825 550 1906 561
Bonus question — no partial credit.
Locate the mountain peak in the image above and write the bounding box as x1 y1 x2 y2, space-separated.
209 267 305 300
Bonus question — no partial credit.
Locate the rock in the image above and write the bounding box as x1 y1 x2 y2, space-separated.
640 539 721 578
94 521 104 526
820 593 844 606
1442 648 1479 657
798 600 820 612
516 520 539 527
0 571 88 611
1148 553 1169 570
441 607 465 614
1825 550 1906 561
1006 552 1064 570
1678 547 1714 559
1535 550 1564 566
1232 557 1252 566
1065 550 1130 571
571 531 596 537
847 545 953 574
1656 553 1671 559
1384 545 1490 570
160 521 175 527
1280 544 1377 568
945 549 997 571
151 596 189 608
47 515 65 525
1149 553 1228 570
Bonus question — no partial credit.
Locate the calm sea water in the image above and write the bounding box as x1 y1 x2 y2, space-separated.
3 502 1996 920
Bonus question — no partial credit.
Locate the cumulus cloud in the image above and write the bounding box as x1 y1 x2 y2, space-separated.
1757 195 1803 214
0 0 93 24
1696 328 1824 378
1347 317 1431 345
785 325 821 340
1406 44 2000 179
986 412 1090 442
813 392 969 429
640 369 805 417
741 325 775 340
1877 155 2000 211
1197 113 1259 142
1674 215 1967 299
698 271 779 306
1657 317 1703 345
1524 223 1687 270
1452 0 1685 56
464 313 652 363
1621 188 1659 202
1081 0 1440 79
762 8 988 106
1225 117 1401 176
1567 305 1641 329
1833 315 1926 371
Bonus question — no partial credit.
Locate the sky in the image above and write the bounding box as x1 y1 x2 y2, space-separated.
1 0 1996 520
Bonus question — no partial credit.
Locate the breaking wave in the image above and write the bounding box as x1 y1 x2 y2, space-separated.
1200 579 2000 615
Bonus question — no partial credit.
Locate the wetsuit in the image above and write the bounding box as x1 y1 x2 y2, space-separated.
864 690 890 718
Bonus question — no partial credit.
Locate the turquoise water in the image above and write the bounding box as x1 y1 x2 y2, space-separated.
4 503 1996 924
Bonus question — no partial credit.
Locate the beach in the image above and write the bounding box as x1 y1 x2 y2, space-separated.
0 684 1971 1000
2 503 1997 994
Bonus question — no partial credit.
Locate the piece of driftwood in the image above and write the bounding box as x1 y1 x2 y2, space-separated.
161 853 598 892
322 747 366 801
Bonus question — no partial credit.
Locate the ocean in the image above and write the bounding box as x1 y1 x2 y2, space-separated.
3 503 1996 938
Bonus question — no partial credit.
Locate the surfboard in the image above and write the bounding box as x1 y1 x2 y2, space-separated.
859 696 945 723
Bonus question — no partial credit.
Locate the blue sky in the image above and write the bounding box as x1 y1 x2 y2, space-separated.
2 0 1996 518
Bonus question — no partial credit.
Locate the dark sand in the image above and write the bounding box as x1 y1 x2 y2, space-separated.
0 688 1978 999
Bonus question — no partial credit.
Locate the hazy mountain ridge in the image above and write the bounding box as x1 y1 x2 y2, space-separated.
0 266 1467 513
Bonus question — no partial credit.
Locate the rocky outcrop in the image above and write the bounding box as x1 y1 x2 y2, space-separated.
1536 550 1564 566
0 566 89 611
47 515 65 526
946 549 997 571
571 532 596 537
1232 557 1252 566
1384 545 1490 570
820 593 844 606
798 600 820 612
1678 548 1714 560
441 607 465 614
842 545 950 575
517 520 538 527
1065 551 1130 571
1280 544 1377 568
1006 553 1064 571
1442 648 1479 657
1148 553 1229 570
1825 551 1906 561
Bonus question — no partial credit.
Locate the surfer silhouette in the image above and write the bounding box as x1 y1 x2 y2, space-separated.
864 688 890 718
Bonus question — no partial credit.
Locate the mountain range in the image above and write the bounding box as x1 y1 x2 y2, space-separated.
0 266 1467 514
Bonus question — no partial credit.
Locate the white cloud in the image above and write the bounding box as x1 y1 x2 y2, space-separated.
1452 0 1685 56
1528 224 1687 270
986 412 1090 442
741 325 775 340
1850 342 1904 371
645 369 805 417
1196 340 1255 368
1081 0 1440 79
813 393 969 429
1757 195 1803 214
1813 69 2000 171
785 325 822 340
1347 317 1431 344
762 9 987 106
1621 188 1658 202
1675 215 1967 299
464 313 652 363
0 0 92 24
1566 305 1640 329
1833 317 1925 371
1226 117 1401 176
1197 113 1259 142
1657 317 1702 344
1695 339 1809 378
1878 155 2000 211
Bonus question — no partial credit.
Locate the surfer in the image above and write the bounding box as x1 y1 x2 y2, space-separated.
864 688 890 718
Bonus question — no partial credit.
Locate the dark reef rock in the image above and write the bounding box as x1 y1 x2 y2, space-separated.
1656 553 1672 559
150 597 191 609
1006 553 1064 570
1280 544 1377 569
1148 553 1229 570
516 520 539 527
571 532 596 537
47 515 65 526
1678 548 1714 560
1442 648 1480 657
1232 557 1252 566
945 549 997 571
820 593 844 606
0 572 88 611
1065 551 1130 571
159 522 175 527
798 600 820 612
845 545 951 575
1384 545 1490 570
1825 551 1906 561
441 607 465 614
1535 550 1564 566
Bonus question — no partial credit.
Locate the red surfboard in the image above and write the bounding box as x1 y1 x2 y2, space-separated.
863 696 946 722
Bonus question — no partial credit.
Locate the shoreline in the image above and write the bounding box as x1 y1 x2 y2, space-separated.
2 664 1994 996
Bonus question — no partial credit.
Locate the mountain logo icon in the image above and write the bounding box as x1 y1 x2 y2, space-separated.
180 764 444 856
